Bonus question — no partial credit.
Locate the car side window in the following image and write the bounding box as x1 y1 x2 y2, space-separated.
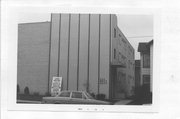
82 93 86 99
59 92 70 97
71 92 83 99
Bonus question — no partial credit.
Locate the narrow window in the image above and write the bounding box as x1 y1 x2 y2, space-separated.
143 53 150 68
143 75 150 84
114 28 116 38
114 49 116 59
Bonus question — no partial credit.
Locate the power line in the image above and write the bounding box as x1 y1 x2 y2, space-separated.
127 35 153 38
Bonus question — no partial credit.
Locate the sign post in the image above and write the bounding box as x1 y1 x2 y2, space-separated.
51 77 62 97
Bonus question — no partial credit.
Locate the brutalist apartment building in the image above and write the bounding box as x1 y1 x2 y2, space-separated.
17 14 135 100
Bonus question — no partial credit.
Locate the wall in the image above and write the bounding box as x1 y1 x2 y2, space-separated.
89 14 99 94
111 15 135 98
140 53 150 85
49 14 110 98
17 14 134 99
49 14 60 91
17 22 50 95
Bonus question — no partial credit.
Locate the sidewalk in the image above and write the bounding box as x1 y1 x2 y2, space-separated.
113 99 133 105
17 100 41 104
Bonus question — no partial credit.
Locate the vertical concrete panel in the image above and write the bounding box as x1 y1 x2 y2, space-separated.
89 14 99 95
68 14 79 90
78 14 89 91
49 14 60 91
59 14 69 90
99 14 110 98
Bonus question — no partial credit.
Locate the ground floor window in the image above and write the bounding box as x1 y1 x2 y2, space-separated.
143 75 150 84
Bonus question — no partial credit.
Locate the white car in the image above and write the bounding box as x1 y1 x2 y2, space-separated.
42 91 111 105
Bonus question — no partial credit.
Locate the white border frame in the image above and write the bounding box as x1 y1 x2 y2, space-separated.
1 1 161 113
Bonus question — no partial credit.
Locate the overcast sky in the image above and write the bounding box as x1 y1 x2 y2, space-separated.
117 15 153 59
19 13 153 60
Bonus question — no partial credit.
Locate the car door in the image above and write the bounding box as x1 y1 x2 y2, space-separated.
54 91 71 104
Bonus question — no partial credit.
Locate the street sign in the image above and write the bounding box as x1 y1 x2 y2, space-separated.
51 77 62 97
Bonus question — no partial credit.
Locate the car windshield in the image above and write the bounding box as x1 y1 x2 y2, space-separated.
85 92 94 99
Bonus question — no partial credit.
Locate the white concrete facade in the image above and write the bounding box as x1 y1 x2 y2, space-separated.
111 15 135 98
17 14 135 99
49 14 111 98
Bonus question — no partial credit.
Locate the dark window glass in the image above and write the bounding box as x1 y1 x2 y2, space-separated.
143 53 150 68
143 75 150 84
114 49 116 59
122 38 126 44
72 92 82 99
82 93 86 99
59 92 70 97
114 28 116 38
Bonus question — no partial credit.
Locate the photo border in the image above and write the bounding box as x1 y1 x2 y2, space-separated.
1 2 161 113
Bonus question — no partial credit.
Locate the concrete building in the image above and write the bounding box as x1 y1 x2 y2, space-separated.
138 40 153 92
18 22 50 95
17 14 135 100
135 60 141 88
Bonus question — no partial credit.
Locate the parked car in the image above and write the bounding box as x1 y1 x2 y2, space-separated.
42 91 111 105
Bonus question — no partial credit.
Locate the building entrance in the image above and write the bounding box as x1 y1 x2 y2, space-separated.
111 67 125 100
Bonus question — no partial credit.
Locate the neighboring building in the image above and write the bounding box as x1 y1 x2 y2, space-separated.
138 40 153 92
135 60 141 88
17 14 135 100
149 40 153 92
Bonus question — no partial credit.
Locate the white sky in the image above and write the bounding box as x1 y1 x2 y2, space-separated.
19 13 153 60
117 15 153 59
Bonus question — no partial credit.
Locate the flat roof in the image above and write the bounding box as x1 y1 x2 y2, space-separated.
18 21 50 25
138 40 153 52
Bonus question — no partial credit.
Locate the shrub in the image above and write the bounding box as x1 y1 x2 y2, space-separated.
134 84 152 104
33 92 39 96
90 93 96 98
24 87 30 95
45 92 51 96
96 94 106 100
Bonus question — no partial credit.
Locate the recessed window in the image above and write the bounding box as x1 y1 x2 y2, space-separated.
114 28 116 38
114 49 116 59
143 75 150 84
143 53 150 68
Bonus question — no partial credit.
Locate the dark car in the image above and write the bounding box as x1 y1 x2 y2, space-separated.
42 91 111 105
